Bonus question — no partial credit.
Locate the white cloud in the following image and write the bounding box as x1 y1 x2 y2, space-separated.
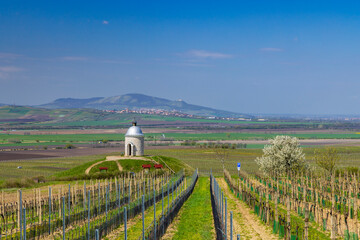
260 48 283 52
170 62 213 67
182 50 233 59
102 20 109 25
61 56 89 61
0 66 23 80
0 66 23 72
0 53 22 59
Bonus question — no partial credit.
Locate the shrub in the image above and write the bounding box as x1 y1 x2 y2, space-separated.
65 144 76 149
236 143 247 149
2 178 35 188
313 147 339 176
180 140 197 146
8 139 21 144
32 175 46 183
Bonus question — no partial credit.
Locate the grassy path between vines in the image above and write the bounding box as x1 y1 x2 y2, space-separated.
162 177 215 240
111 186 181 240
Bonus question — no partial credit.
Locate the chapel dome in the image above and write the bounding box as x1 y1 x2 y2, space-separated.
125 122 144 137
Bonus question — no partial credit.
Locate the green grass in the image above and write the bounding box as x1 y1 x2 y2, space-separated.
171 177 215 240
52 157 106 178
113 184 181 240
0 154 110 181
2 144 360 185
89 160 119 174
119 159 154 172
152 155 194 174
0 150 194 188
146 146 360 176
149 132 360 141
146 148 262 176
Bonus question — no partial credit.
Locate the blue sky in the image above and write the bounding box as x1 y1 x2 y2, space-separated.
1 1 360 114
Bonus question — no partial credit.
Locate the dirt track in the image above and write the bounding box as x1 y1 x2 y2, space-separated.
217 178 278 240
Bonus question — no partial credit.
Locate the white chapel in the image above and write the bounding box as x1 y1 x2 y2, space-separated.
124 121 144 156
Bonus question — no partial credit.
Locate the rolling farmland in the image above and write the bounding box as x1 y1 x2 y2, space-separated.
2 132 360 239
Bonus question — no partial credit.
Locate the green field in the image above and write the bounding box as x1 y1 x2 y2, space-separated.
1 145 360 187
0 152 193 188
0 133 125 142
147 146 360 176
150 132 360 140
2 132 360 147
0 154 109 182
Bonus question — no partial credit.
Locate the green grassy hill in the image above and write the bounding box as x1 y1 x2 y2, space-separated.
52 155 193 181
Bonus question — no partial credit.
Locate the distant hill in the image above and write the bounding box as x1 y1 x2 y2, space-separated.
42 97 102 109
40 93 250 118
0 105 253 129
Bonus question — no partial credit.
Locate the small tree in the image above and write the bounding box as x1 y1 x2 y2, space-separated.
255 135 307 176
214 147 229 171
313 147 339 176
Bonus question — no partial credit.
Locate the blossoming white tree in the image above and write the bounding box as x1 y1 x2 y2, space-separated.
255 135 307 176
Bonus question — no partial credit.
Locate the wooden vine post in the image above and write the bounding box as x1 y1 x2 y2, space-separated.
304 202 309 240
275 176 279 230
1 190 3 215
17 189 20 230
349 173 352 221
38 188 42 224
287 194 291 240
286 172 291 240
331 173 336 240
354 174 358 238
266 177 270 224
59 186 62 217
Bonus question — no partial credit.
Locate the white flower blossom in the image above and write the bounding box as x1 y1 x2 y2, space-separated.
255 135 307 176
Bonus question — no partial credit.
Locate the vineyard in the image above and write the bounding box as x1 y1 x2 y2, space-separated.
0 169 202 240
1 151 360 239
208 167 360 240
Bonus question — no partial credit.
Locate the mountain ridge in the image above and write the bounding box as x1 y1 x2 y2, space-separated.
40 93 250 118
